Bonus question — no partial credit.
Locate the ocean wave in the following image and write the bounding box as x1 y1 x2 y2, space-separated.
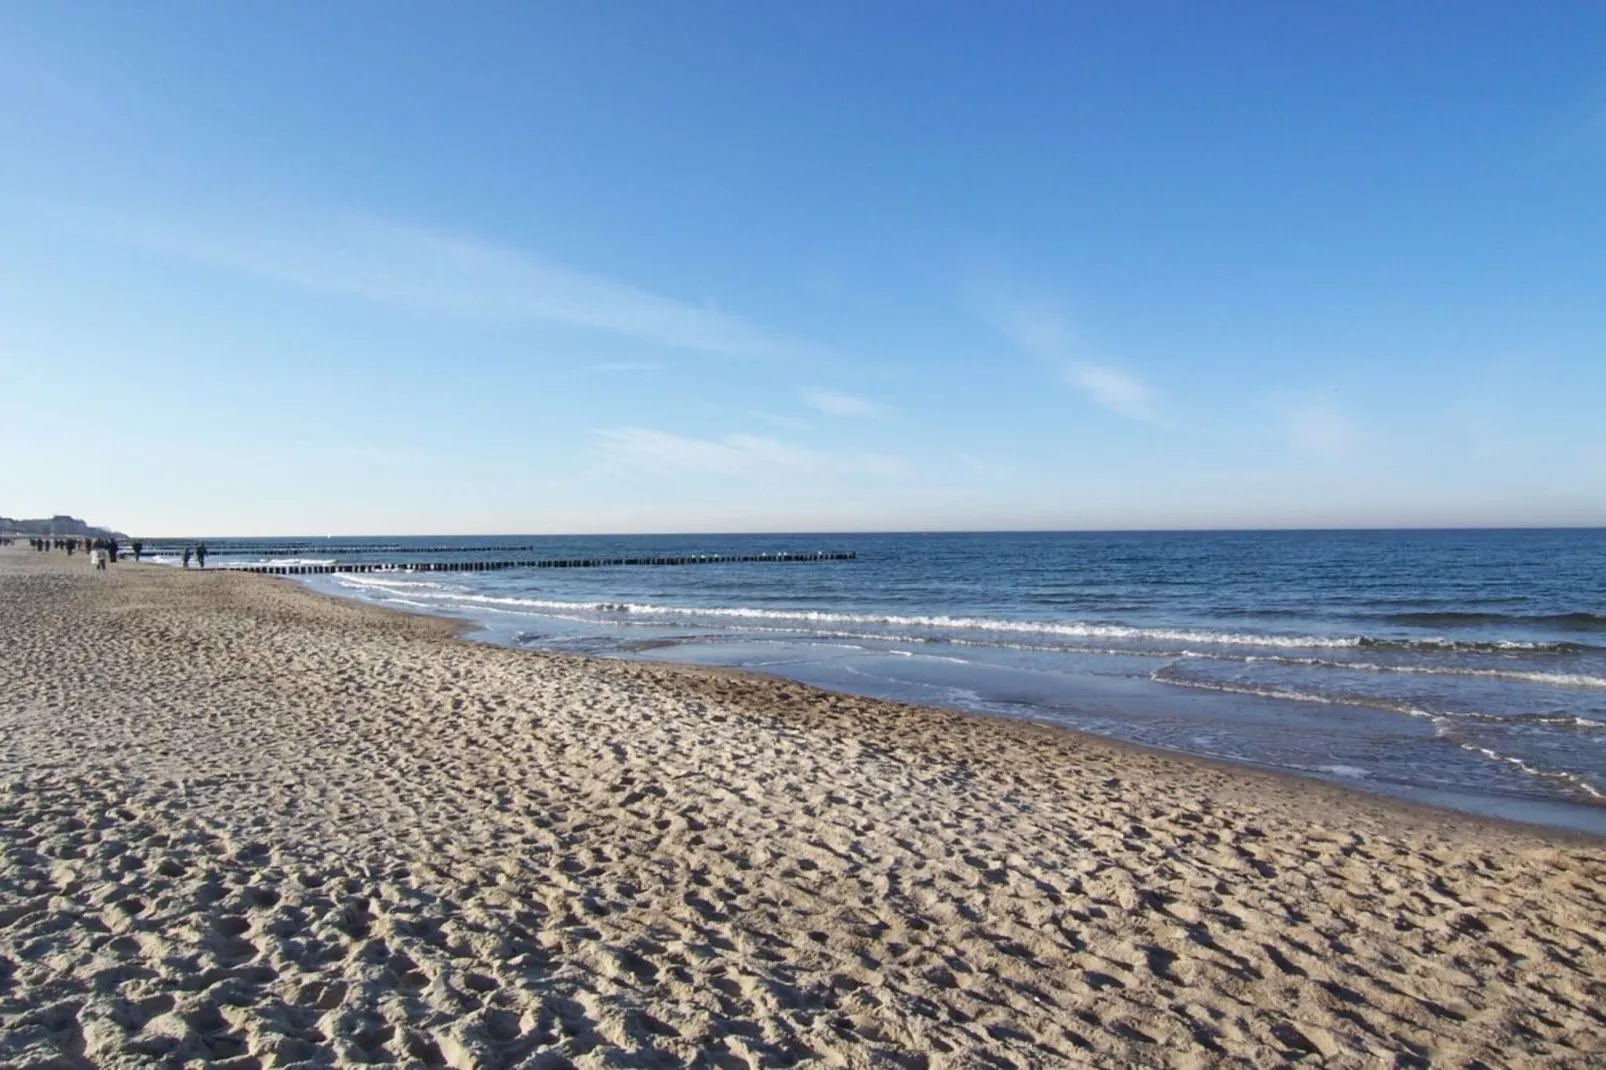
1148 666 1440 718
310 575 1601 659
1381 611 1606 632
1528 715 1606 729
330 573 460 592
1313 764 1370 779
1152 666 1606 732
1455 744 1605 801
1228 654 1606 690
336 592 1372 650
727 628 1606 690
733 625 1164 662
1356 636 1588 654
1432 710 1606 729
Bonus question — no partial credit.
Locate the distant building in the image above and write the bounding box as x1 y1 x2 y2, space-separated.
0 514 126 539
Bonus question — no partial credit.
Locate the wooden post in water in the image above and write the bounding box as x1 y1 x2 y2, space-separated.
222 550 856 576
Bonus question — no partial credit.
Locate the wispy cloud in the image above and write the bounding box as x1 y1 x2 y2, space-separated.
1273 398 1366 459
120 216 791 358
802 390 887 417
596 427 904 479
973 290 1160 424
1062 365 1157 423
748 410 811 430
548 361 662 381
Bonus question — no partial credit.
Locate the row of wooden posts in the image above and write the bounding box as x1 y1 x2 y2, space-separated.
223 551 857 576
149 543 556 556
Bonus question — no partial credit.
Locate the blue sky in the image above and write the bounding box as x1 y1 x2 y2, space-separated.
2 2 1603 535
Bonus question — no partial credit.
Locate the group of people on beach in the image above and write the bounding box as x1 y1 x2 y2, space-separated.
28 536 129 570
25 536 122 559
19 536 210 570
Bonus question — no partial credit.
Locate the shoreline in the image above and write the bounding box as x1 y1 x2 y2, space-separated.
4 548 1604 1067
294 562 1606 844
538 631 1606 849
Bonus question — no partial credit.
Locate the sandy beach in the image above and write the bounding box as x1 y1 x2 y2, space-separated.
2 547 1603 1069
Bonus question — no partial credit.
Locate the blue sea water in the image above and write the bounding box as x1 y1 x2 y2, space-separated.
163 530 1606 835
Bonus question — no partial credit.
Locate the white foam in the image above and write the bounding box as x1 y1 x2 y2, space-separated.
1236 655 1606 690
1458 744 1605 800
331 573 460 592
1318 765 1370 779
1149 668 1439 719
341 590 1364 651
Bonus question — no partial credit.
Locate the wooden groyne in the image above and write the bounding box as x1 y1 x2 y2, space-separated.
148 543 556 556
221 551 856 576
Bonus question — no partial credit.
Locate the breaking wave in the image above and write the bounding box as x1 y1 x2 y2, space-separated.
305 583 1603 656
1381 611 1606 632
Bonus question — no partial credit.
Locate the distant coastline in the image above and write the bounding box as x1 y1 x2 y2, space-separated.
0 513 125 540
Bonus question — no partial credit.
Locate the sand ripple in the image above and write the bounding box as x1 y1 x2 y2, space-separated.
1 552 1603 1067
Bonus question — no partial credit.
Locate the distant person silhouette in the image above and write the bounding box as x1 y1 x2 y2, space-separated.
182 547 192 569
132 540 143 562
196 543 207 569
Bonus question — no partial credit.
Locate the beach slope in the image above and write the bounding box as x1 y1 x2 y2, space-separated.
2 550 1602 1068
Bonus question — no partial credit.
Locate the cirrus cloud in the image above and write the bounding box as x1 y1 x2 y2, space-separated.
1062 364 1158 423
596 427 904 479
972 289 1161 424
1272 398 1368 459
116 215 796 358
802 390 887 417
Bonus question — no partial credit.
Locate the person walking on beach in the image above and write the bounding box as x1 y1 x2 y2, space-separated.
182 547 192 569
195 543 207 569
131 540 143 562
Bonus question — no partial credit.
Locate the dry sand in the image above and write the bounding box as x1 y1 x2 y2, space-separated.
1 547 1603 1069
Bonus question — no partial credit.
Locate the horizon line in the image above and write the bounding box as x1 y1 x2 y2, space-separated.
76 524 1606 540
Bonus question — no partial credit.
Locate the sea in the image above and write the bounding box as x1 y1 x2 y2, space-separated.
150 529 1606 836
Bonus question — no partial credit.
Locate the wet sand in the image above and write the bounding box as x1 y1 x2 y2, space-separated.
2 547 1603 1068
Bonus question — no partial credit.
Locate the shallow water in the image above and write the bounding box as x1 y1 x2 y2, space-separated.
171 529 1606 835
